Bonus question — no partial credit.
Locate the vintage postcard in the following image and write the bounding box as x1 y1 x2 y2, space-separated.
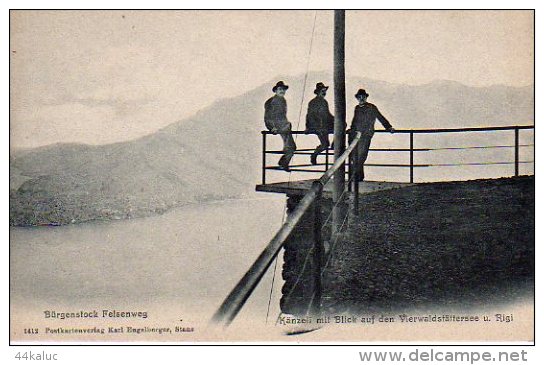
9 9 534 343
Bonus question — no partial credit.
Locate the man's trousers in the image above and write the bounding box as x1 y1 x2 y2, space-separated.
354 134 372 181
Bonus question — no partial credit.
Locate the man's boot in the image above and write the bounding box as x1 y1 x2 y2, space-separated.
278 156 291 172
310 152 318 165
358 168 365 182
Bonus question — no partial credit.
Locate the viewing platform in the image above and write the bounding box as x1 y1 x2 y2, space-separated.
214 125 534 327
256 179 412 198
257 126 534 197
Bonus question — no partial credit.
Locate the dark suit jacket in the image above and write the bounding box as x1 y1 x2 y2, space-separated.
305 96 334 133
350 102 392 137
264 95 289 131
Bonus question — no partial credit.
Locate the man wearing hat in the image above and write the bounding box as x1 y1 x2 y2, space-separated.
305 82 336 165
264 81 297 171
350 88 395 181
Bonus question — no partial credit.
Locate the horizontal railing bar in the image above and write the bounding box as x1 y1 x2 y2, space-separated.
266 151 319 155
266 148 430 153
268 163 427 168
262 131 328 135
212 132 363 327
370 148 430 152
359 163 429 168
266 148 317 152
265 144 534 156
265 160 534 171
266 168 326 173
288 168 329 173
266 164 326 169
428 161 534 167
376 126 535 133
427 144 534 151
261 125 534 135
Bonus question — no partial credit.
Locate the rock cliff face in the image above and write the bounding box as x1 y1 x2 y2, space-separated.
280 176 534 316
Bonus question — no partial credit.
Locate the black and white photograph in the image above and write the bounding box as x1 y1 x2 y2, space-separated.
8 8 535 345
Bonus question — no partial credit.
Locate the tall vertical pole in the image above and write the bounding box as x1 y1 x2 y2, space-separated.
514 128 519 177
312 186 323 316
332 10 346 234
409 132 414 183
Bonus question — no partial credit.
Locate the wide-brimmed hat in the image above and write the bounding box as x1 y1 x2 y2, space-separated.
272 81 289 92
355 89 369 98
314 82 329 94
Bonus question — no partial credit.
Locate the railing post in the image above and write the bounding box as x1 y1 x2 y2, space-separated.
311 181 323 316
409 132 414 183
515 127 519 177
262 132 267 185
347 133 352 192
325 145 330 170
347 155 352 192
353 143 359 215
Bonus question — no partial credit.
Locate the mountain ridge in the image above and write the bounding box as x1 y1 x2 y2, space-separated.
9 74 534 226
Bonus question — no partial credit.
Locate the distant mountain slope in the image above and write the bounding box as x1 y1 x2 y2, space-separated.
9 73 534 226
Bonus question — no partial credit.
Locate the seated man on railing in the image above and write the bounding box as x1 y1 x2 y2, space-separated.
305 82 336 166
264 81 297 172
350 88 395 181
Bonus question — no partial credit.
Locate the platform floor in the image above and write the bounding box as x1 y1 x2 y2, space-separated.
256 179 414 198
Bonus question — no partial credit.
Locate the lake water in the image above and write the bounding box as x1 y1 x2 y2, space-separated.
10 128 536 341
10 188 534 342
10 196 289 341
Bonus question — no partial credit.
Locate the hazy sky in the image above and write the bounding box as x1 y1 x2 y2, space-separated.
10 10 534 148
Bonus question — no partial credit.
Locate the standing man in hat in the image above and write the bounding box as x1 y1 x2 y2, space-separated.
305 82 336 165
264 81 297 171
350 88 395 181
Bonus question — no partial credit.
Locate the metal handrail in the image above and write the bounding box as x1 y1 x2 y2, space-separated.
214 124 535 326
211 132 362 327
261 125 534 135
261 125 534 184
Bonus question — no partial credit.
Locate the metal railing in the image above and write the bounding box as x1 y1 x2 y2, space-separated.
213 124 534 327
211 132 363 327
261 125 534 184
